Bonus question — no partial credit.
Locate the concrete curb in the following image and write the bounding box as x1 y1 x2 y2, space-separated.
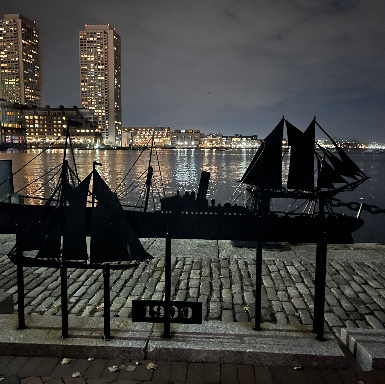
0 314 346 368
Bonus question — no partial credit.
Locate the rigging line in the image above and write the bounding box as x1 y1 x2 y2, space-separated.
151 184 156 212
117 169 148 198
0 163 62 203
25 167 63 201
0 133 64 189
118 170 149 200
155 148 166 197
69 166 81 185
114 137 152 193
228 188 246 205
145 238 158 252
151 174 163 201
135 184 146 210
227 181 246 204
118 183 144 201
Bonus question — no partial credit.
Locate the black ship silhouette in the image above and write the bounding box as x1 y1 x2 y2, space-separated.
0 117 369 341
5 122 152 268
0 117 368 248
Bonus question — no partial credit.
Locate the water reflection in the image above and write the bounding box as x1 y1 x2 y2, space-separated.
1 149 384 242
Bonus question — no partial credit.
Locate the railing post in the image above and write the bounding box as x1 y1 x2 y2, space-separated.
103 264 111 340
16 263 25 330
61 264 68 339
254 240 262 330
164 229 172 338
15 226 26 330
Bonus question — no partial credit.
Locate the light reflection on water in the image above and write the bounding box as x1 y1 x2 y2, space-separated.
0 149 384 243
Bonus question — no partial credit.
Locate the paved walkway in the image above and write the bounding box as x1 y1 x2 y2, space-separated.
1 235 385 338
1 355 385 384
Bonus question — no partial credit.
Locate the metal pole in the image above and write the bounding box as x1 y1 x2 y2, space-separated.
15 226 26 330
312 198 327 341
312 241 321 334
61 264 68 338
254 240 262 331
315 237 327 341
164 230 172 338
16 264 25 330
103 264 111 340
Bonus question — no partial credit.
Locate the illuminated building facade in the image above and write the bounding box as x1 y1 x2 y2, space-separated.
0 98 26 147
122 127 171 147
15 104 102 148
221 134 259 148
171 129 202 148
79 24 121 146
0 14 43 107
200 132 223 148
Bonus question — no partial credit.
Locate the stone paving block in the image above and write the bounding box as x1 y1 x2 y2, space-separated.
292 297 306 310
220 364 238 384
16 357 46 379
0 289 13 314
186 362 204 383
0 356 15 373
82 359 108 379
237 364 255 384
332 307 348 321
365 315 385 329
30 358 60 377
20 377 43 384
324 313 343 327
298 309 313 325
2 357 30 376
282 302 296 315
275 312 287 324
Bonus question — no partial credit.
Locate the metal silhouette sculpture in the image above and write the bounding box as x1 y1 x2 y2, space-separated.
0 117 368 341
8 121 152 339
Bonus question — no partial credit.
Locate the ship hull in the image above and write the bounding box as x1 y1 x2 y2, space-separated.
0 202 363 244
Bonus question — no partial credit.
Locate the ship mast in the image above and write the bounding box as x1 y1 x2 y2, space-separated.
143 128 155 212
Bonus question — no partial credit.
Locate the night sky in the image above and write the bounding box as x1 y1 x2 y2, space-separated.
3 0 385 141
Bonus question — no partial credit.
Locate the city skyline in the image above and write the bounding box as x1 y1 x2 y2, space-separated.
1 1 385 142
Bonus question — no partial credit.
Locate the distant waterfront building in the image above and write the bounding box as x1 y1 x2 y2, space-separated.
171 129 202 148
200 133 223 148
79 24 121 145
221 134 259 148
122 127 170 147
0 14 44 107
0 98 26 147
15 104 102 147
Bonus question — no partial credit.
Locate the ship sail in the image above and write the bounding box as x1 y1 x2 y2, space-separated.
90 170 152 263
62 173 91 261
240 117 368 203
286 119 315 191
240 118 284 189
9 165 152 265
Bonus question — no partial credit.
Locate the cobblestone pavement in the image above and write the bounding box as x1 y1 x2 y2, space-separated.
2 355 385 384
1 235 385 337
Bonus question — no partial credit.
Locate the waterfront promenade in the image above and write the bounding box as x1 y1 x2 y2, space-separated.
1 235 385 382
2 235 385 334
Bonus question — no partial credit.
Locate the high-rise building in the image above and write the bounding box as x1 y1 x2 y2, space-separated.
0 14 44 107
79 24 121 145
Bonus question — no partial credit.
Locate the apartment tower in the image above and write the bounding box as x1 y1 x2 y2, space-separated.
0 14 44 107
79 24 121 145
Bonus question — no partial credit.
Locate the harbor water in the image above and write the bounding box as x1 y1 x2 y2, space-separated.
0 148 384 244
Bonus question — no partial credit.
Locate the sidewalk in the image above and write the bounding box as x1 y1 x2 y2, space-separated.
1 236 385 382
1 355 385 384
